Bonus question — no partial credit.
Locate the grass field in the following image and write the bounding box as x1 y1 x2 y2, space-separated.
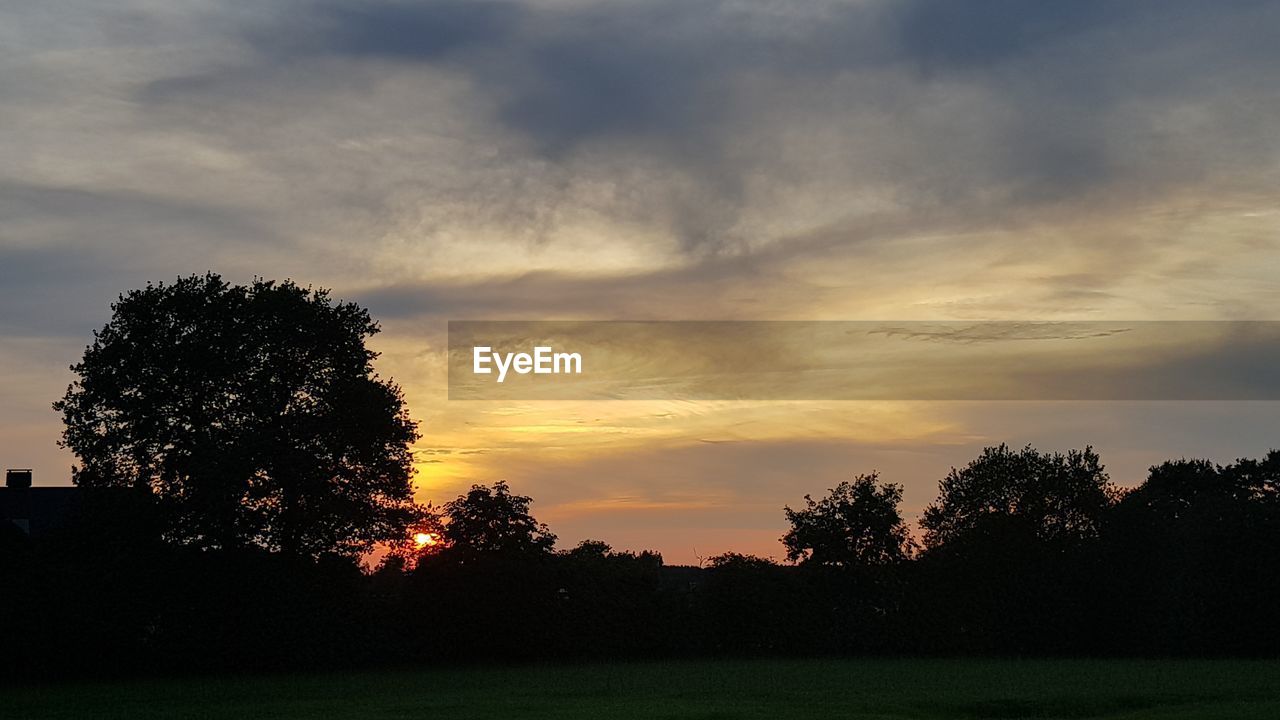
6 658 1280 719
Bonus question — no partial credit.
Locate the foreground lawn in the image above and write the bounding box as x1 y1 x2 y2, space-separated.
6 658 1280 719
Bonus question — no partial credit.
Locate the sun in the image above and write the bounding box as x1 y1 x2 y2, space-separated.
413 532 440 548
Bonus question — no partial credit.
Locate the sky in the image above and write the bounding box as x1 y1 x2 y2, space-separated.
2 0 1279 563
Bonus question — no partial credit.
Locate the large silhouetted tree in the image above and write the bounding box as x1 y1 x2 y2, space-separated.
782 474 914 567
54 273 422 559
920 444 1115 550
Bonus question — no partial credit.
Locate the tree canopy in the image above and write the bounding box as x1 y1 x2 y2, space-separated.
442 481 557 556
782 473 914 567
920 444 1115 550
54 273 422 559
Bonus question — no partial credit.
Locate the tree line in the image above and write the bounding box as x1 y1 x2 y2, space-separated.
4 443 1280 679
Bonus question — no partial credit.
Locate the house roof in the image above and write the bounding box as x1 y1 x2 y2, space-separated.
0 486 82 537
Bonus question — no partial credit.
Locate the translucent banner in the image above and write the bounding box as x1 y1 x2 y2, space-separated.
447 321 1280 400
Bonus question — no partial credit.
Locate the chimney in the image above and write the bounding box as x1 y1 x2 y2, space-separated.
5 469 32 490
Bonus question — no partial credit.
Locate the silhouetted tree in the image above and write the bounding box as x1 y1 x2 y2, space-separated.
398 482 559 660
699 553 813 653
1225 450 1280 503
920 444 1115 550
1124 455 1279 517
911 445 1117 653
782 474 914 567
551 540 668 657
1102 453 1280 654
564 539 615 559
54 273 423 559
441 481 556 556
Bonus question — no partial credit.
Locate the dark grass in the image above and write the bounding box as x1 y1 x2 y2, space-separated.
6 658 1280 719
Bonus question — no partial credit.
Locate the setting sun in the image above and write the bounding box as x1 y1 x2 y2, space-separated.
413 532 440 548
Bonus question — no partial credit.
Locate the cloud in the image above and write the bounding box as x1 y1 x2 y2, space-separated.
895 0 1133 68
237 0 830 151
895 0 1279 70
0 180 288 337
119 0 1280 258
5 0 1280 526
0 181 272 246
262 0 521 62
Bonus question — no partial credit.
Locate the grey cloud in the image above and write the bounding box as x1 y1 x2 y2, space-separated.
0 181 286 336
895 0 1139 69
8 0 1278 296
896 0 1279 71
0 246 123 337
129 0 1280 253
223 0 1280 137
0 181 272 242
891 0 1280 198
248 0 521 62
229 1 882 153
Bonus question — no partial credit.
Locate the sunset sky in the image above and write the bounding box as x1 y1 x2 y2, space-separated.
3 0 1279 562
